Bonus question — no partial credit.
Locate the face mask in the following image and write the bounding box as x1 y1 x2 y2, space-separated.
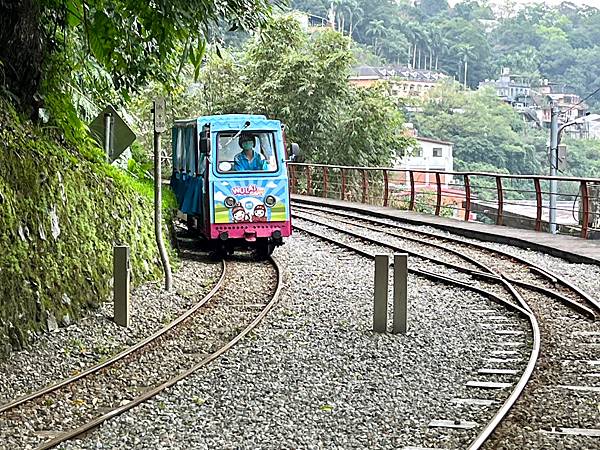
241 141 253 151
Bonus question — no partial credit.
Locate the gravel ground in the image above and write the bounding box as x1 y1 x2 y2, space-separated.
291 216 520 309
293 203 600 306
58 232 530 450
291 203 600 449
0 252 277 449
484 283 600 450
0 247 222 405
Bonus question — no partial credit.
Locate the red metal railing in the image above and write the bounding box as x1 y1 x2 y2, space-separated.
288 163 600 239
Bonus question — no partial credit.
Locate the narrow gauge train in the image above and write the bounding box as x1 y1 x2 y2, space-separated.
170 114 298 258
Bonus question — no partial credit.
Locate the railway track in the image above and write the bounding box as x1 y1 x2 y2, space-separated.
291 201 600 450
0 244 283 449
292 202 598 317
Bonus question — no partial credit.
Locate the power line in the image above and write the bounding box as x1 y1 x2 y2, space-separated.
563 85 600 114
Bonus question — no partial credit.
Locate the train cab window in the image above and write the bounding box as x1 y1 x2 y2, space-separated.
216 131 278 173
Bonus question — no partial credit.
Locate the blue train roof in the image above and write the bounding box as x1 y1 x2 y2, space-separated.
173 114 281 131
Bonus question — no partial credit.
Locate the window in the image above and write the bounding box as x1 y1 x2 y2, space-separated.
216 131 278 173
414 147 423 157
432 147 443 157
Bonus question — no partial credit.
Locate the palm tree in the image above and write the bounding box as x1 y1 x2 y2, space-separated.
347 3 363 39
452 43 475 88
401 21 418 68
366 19 387 56
428 27 446 71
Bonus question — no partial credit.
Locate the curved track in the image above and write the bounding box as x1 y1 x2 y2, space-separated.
291 200 599 450
0 254 283 450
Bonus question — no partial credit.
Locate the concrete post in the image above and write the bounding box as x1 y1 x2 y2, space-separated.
393 253 408 334
373 255 389 333
114 245 130 327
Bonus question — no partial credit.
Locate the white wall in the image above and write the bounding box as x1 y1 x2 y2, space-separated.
396 139 454 186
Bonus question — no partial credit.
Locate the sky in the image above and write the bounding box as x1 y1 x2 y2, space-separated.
448 0 600 6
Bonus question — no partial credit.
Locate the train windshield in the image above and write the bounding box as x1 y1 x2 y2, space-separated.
216 131 279 173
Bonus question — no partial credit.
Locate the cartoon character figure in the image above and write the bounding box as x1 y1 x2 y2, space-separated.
232 204 247 223
252 204 268 222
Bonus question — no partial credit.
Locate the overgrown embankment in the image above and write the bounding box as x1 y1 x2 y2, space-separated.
0 102 172 358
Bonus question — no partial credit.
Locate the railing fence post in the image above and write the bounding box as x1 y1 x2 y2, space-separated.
409 171 416 211
534 178 542 231
362 169 368 203
463 174 471 221
435 172 442 216
581 181 590 239
496 176 504 226
306 165 312 196
289 165 296 195
323 167 328 198
341 168 346 201
383 169 389 207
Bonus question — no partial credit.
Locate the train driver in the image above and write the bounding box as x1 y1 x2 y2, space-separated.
234 133 268 171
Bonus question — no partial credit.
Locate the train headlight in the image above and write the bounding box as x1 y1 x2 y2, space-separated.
224 196 236 208
265 195 276 207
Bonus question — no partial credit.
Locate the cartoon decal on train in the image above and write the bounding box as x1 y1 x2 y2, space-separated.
213 180 289 224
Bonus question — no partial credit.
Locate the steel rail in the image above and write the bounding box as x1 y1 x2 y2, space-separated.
293 206 597 319
292 223 527 315
292 201 599 315
0 259 228 415
292 222 540 450
293 212 495 280
37 256 283 450
293 210 494 274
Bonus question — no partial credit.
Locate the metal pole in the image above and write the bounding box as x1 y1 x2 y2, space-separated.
104 112 112 162
373 255 389 333
153 98 172 291
549 104 559 234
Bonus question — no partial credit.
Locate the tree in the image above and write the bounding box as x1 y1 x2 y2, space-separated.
418 0 449 18
0 0 272 127
196 16 413 166
414 82 542 176
452 43 475 89
366 19 387 56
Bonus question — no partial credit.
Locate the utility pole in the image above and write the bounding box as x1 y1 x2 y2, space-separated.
549 103 560 234
152 98 172 291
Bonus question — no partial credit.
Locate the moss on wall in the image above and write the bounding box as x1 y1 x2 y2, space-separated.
0 101 175 358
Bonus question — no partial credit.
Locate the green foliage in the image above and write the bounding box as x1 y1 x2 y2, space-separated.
0 99 173 358
561 138 600 179
391 189 453 217
189 16 413 166
415 82 541 175
291 0 600 104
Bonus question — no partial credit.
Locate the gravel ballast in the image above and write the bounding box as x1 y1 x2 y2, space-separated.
0 250 222 406
58 232 529 450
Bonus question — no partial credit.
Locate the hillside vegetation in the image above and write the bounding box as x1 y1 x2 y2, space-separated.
0 101 172 357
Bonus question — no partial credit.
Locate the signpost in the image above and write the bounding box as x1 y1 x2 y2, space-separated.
153 97 172 291
88 105 136 162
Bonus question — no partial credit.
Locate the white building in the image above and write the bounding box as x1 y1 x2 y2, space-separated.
393 135 454 186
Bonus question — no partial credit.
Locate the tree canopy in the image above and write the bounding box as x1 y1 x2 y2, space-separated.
413 82 542 175
180 16 413 167
290 0 600 107
0 0 273 120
